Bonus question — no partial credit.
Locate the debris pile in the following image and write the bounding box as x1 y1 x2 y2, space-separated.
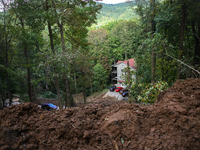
0 78 200 150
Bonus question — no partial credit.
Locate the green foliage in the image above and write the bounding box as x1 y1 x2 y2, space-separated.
1 0 200 106
121 67 136 86
19 94 29 102
92 2 138 28
101 20 122 32
111 19 139 58
0 0 102 105
137 81 168 104
92 63 108 91
42 91 57 99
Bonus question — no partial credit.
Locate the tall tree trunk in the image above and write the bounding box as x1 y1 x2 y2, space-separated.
151 51 156 82
48 22 55 53
47 0 62 107
20 18 33 102
0 78 5 109
46 0 62 108
90 78 93 94
197 22 200 65
113 56 116 64
65 75 71 107
58 22 71 107
24 47 33 102
136 63 142 97
74 73 77 93
136 63 139 97
6 72 12 106
192 20 200 67
127 60 131 103
46 0 55 53
161 55 164 80
54 77 61 108
52 0 71 107
162 27 167 80
177 0 186 79
3 1 12 106
5 38 12 106
83 86 86 104
81 71 87 104
151 0 156 83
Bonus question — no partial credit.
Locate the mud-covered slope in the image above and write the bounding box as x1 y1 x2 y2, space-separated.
0 78 200 150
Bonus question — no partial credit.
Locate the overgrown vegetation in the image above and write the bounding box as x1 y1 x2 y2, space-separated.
0 0 200 109
137 81 168 104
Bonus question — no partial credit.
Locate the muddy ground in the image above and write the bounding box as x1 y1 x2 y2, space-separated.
0 78 200 150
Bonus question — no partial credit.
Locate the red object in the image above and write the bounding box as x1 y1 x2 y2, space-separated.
115 87 123 92
116 58 136 69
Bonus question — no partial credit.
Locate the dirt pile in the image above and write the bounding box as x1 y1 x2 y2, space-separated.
0 78 200 150
139 78 200 149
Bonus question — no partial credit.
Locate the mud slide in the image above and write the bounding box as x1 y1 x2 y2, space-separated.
0 78 200 150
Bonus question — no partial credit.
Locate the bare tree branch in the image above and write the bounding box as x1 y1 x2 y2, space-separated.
191 0 200 13
163 44 200 75
193 33 200 40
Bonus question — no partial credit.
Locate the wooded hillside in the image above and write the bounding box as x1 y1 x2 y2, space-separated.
0 0 200 108
94 2 137 27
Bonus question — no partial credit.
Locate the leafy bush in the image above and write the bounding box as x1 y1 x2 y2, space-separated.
19 94 30 102
92 63 108 91
42 91 57 99
137 81 168 104
128 82 143 100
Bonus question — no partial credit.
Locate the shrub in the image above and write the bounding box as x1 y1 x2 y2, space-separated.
42 91 57 99
137 81 168 104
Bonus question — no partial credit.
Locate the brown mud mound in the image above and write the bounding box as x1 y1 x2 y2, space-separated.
0 78 200 150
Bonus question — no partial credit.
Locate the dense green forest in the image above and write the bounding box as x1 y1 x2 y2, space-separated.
0 0 200 109
93 2 138 27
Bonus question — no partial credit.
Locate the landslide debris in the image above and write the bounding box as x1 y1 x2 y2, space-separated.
0 78 200 150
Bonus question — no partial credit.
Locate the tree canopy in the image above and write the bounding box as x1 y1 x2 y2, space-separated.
0 0 200 108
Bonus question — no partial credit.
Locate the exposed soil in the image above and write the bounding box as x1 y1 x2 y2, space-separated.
0 78 200 150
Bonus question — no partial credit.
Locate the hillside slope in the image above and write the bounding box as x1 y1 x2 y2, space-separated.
94 2 137 27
